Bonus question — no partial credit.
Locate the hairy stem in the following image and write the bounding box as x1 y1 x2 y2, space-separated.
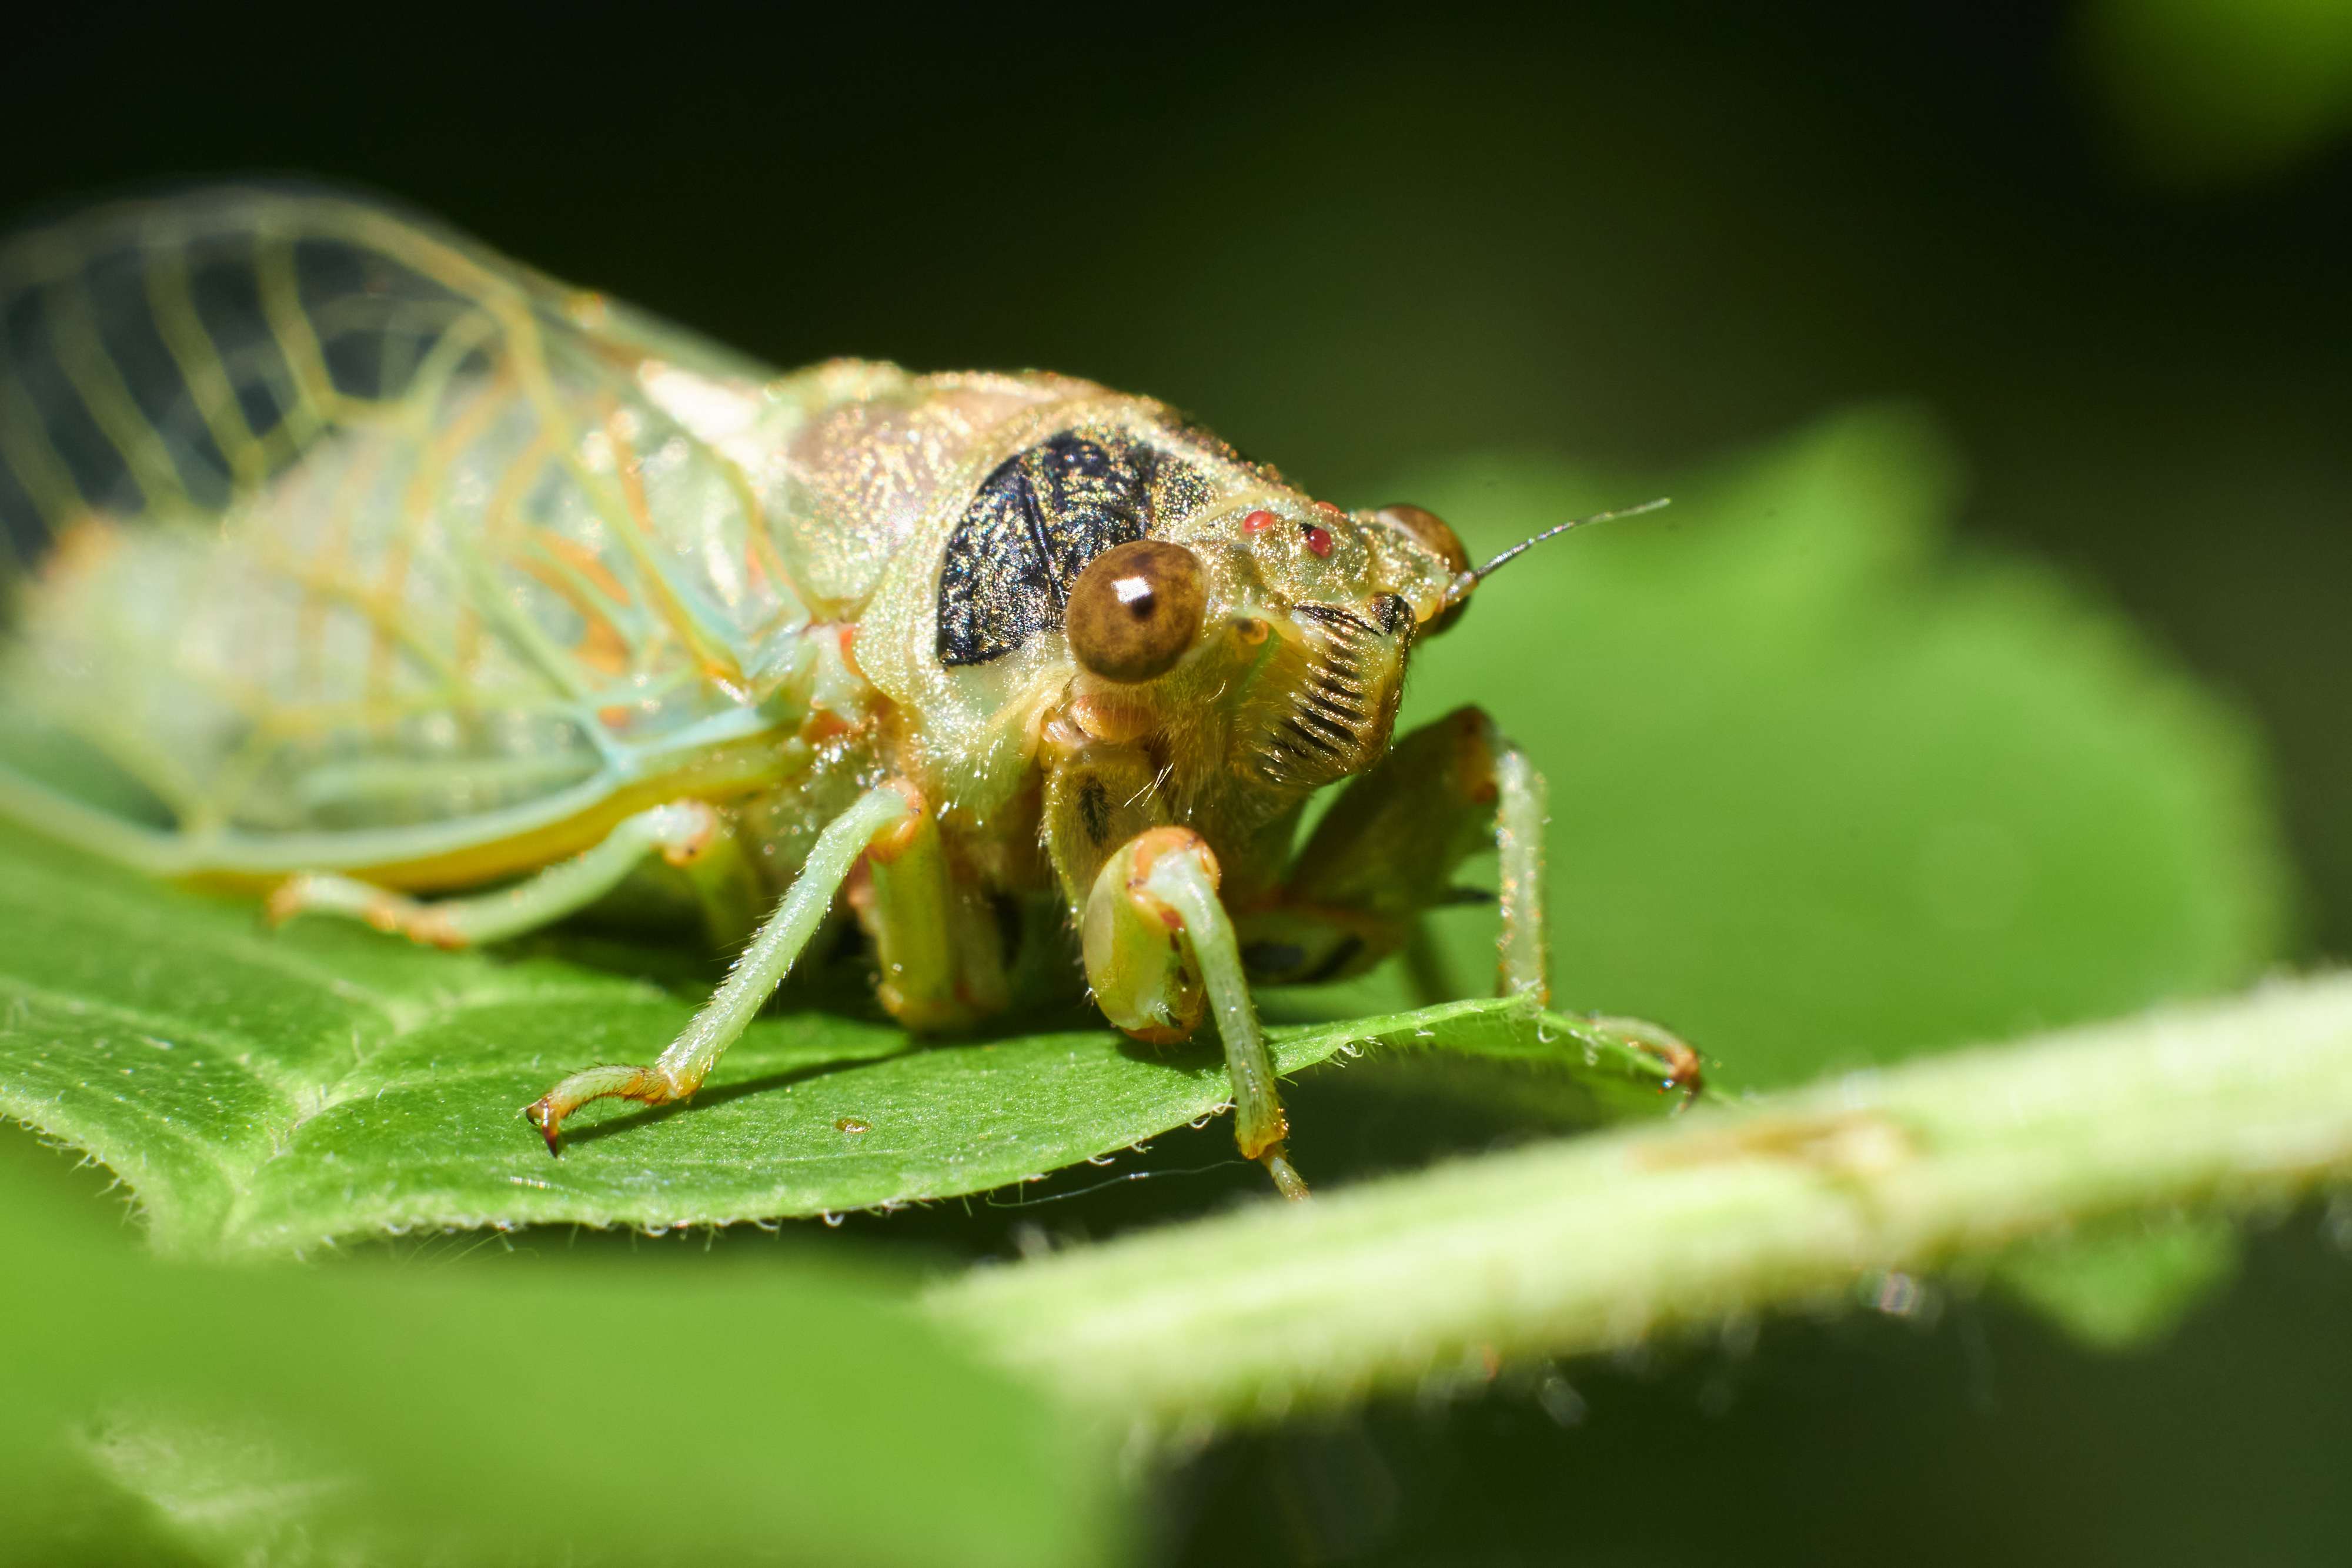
927 974 2352 1433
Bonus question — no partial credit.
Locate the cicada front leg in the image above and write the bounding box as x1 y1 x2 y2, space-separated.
1081 825 1309 1200
266 800 759 951
522 782 921 1149
1240 706 1702 1095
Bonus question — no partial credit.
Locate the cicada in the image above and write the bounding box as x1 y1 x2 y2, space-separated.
0 190 1682 1197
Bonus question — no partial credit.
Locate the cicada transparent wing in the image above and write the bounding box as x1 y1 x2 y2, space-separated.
0 189 847 882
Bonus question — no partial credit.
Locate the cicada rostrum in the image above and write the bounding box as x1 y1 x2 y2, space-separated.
0 189 1686 1198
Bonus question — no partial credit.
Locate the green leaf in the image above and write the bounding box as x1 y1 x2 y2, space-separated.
0 817 1684 1258
1987 1211 2243 1349
2076 0 2352 189
0 1152 1119 1568
1382 408 2290 1088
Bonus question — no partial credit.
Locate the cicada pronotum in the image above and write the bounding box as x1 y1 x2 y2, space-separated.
0 190 1689 1197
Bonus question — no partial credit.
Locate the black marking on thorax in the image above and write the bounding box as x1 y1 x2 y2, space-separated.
936 429 1171 667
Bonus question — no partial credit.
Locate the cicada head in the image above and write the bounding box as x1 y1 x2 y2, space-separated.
864 386 1496 838
1051 448 1666 821
1061 481 1474 802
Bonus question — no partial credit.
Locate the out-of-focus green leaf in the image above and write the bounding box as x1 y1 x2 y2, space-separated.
1382 409 2288 1089
2076 0 2352 188
1987 1212 2243 1349
0 1158 1118 1568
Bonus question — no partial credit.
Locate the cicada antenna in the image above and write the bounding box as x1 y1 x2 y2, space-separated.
1441 496 1671 610
1468 496 1673 581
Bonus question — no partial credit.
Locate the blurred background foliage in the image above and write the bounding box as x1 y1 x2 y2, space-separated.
1352 414 2284 1088
2079 0 2352 186
2 2 2348 1564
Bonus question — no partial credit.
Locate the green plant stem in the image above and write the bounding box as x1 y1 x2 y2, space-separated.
926 974 2352 1435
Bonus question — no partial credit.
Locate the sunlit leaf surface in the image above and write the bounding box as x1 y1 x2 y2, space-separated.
0 815 1682 1258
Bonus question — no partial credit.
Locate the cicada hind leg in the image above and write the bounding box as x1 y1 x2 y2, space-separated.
266 800 759 951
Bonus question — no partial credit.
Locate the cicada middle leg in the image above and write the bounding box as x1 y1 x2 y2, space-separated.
1235 705 1703 1094
517 782 929 1148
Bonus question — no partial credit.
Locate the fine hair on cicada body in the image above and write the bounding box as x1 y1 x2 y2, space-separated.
0 189 1688 1202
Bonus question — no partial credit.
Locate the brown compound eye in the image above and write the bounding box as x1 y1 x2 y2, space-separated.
1066 540 1207 683
1375 503 1470 634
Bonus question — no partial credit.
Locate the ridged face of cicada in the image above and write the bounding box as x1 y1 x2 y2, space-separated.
1232 597 1413 792
1183 497 1461 797
921 406 1466 806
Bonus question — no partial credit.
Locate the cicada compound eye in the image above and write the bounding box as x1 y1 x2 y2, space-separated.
1375 503 1471 635
1065 540 1207 683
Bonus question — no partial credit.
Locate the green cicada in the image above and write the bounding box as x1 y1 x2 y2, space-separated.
0 189 1685 1196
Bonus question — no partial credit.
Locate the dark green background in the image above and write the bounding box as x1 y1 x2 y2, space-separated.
5 5 2347 1564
